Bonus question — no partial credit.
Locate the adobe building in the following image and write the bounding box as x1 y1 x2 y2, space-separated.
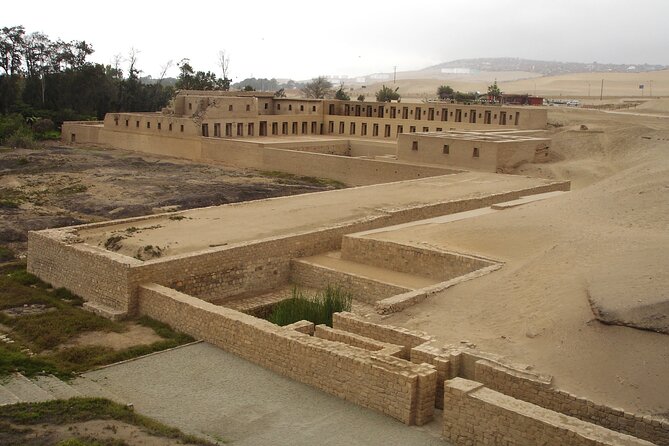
397 130 551 172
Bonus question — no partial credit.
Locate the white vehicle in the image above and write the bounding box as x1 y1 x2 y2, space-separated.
567 100 581 107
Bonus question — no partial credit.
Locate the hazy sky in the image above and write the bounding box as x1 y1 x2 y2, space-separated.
5 0 668 81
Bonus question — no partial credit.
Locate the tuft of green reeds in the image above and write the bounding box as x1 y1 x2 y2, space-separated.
267 285 352 327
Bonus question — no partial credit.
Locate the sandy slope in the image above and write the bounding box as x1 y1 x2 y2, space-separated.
370 102 669 416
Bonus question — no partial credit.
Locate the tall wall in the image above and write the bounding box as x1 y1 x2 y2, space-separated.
137 283 437 426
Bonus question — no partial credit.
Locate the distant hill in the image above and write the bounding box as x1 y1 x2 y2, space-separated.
420 58 666 76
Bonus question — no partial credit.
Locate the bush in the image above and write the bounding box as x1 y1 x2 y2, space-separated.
32 118 54 134
267 285 352 327
6 127 36 149
0 113 28 143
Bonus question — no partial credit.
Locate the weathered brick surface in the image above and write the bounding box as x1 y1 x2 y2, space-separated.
332 312 433 359
474 359 669 445
341 236 494 281
27 230 140 313
137 283 436 425
314 324 404 357
443 378 655 446
289 259 410 304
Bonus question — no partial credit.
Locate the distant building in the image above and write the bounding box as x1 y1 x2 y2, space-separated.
500 94 543 106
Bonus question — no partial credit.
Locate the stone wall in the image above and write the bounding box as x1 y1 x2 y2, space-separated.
62 122 103 144
341 236 495 281
290 259 411 304
137 283 437 426
474 359 669 445
27 230 140 316
443 378 654 446
314 324 404 357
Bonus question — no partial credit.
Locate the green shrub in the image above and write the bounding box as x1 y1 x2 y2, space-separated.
267 285 352 327
0 114 26 142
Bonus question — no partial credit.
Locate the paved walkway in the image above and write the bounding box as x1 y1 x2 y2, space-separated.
83 342 447 446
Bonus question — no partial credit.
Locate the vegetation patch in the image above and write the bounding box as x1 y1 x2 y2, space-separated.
260 170 346 189
0 264 193 378
266 285 352 327
103 235 124 251
0 246 15 262
0 397 216 445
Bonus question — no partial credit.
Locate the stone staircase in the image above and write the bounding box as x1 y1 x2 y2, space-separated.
0 372 128 406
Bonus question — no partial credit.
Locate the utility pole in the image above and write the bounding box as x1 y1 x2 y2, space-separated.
587 82 591 97
600 79 604 100
650 80 653 97
393 65 397 84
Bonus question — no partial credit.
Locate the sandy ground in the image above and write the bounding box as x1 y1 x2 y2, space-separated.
83 342 445 446
350 70 669 100
367 102 669 417
0 145 339 257
57 323 163 351
76 172 562 258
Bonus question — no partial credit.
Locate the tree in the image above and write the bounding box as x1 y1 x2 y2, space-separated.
334 83 350 100
487 80 501 102
302 76 332 99
357 94 365 102
217 50 231 91
243 85 255 91
437 85 454 100
0 26 26 75
274 88 286 98
375 84 400 102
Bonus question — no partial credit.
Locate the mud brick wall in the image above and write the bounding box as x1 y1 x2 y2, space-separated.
443 378 654 446
332 312 433 359
474 359 669 445
341 236 493 281
314 325 404 357
137 283 436 425
27 230 139 313
289 259 410 304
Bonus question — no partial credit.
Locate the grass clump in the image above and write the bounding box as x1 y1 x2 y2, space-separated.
0 397 216 445
0 246 15 262
267 285 352 327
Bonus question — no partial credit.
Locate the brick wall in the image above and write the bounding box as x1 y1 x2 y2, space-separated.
443 378 654 446
474 359 669 445
27 230 139 314
341 236 494 281
290 259 410 304
137 283 437 425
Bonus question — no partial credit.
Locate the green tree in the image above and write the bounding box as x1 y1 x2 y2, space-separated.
437 85 454 100
375 84 400 102
274 88 286 98
243 85 255 91
487 80 502 102
334 83 350 100
357 94 365 102
302 76 332 99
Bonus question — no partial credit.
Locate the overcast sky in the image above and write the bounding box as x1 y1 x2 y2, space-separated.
5 0 668 81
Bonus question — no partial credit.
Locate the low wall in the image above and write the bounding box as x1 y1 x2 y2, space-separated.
314 325 404 357
474 359 669 445
62 122 103 144
27 230 139 315
341 236 494 281
290 259 410 304
349 139 396 157
443 378 654 446
201 139 455 186
100 129 203 160
332 312 433 359
137 283 437 426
